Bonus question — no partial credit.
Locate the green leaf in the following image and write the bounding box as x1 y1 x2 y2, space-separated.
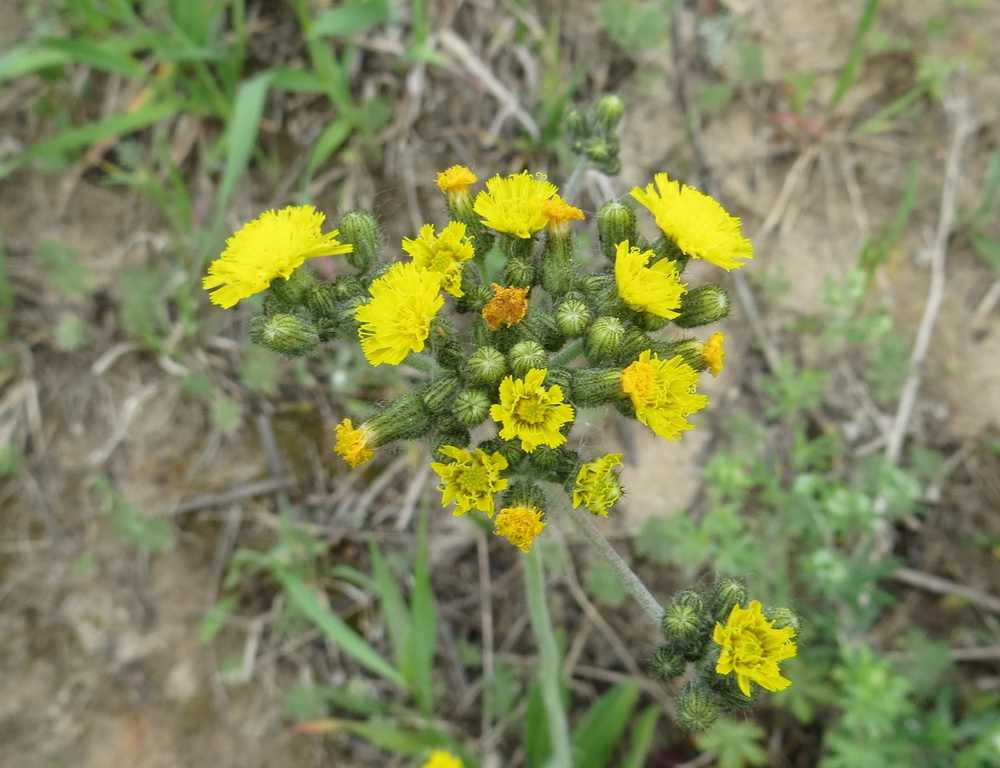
832 0 882 108
410 504 439 714
30 36 145 78
92 474 174 552
216 71 274 213
621 706 660 768
308 0 393 39
973 234 1000 277
571 682 640 768
39 240 90 298
272 564 407 688
696 718 767 768
585 558 629 608
368 541 413 686
199 593 238 644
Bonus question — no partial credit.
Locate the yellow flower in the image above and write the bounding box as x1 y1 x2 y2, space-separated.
482 283 530 331
541 197 585 235
421 750 463 768
203 205 353 308
473 171 559 238
620 350 708 441
714 600 797 697
631 173 753 270
334 418 376 468
436 166 477 194
494 505 546 553
355 262 444 366
572 453 624 517
402 222 474 297
431 446 509 517
702 331 725 376
614 240 687 318
490 369 575 452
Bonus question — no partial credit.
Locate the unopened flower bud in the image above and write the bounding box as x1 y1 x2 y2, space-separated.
567 368 621 407
555 295 591 338
653 235 688 271
653 338 704 370
618 327 656 365
304 283 338 318
651 645 687 680
521 309 564 352
426 314 455 352
677 681 719 733
528 445 578 479
436 341 466 372
466 346 508 385
338 211 381 274
478 437 524 470
503 481 547 512
662 590 711 661
584 316 625 365
583 137 620 176
332 274 366 301
454 389 492 428
594 94 625 133
540 227 576 299
367 393 434 443
432 428 471 456
504 256 536 287
564 107 586 140
455 283 494 314
710 578 749 622
248 313 320 357
597 202 637 262
765 606 801 635
509 341 547 378
673 285 730 328
421 375 463 415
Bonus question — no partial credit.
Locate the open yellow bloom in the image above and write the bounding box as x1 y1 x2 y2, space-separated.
482 283 530 331
494 505 546 553
430 446 509 517
355 262 443 366
714 600 797 696
436 165 477 194
334 418 376 468
421 750 463 768
631 173 753 270
620 350 708 441
614 240 686 318
572 453 624 516
490 369 575 452
473 171 559 238
702 331 725 376
402 222 474 297
541 197 585 236
203 205 352 308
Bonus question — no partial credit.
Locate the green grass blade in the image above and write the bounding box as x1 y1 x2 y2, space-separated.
302 119 354 187
410 502 438 715
0 44 71 82
308 0 393 39
272 564 407 688
31 37 145 77
831 0 881 108
570 682 640 768
368 542 413 685
973 150 1000 225
620 705 660 768
215 71 274 214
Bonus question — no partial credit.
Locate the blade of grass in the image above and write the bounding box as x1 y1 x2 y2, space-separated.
831 0 881 109
410 500 438 715
215 70 275 214
272 563 407 688
570 682 640 768
621 705 660 768
368 542 414 686
307 0 393 39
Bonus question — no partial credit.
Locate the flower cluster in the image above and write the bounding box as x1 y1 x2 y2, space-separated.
204 165 751 555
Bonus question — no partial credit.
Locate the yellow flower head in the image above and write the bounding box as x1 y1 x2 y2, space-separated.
572 453 625 517
714 600 797 697
473 171 559 238
494 505 546 553
421 750 463 768
482 283 530 331
620 350 708 441
430 446 509 518
402 222 474 297
614 240 687 319
702 331 725 376
436 166 478 194
490 369 575 452
355 262 444 366
334 418 376 468
203 205 353 308
631 173 753 270
541 197 585 234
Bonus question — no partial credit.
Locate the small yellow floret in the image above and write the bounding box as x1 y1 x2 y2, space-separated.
490 369 574 452
334 418 376 468
473 171 559 238
430 446 509 517
494 505 547 553
541 198 585 226
702 332 725 376
402 222 474 297
436 166 478 193
620 350 708 441
714 600 797 697
572 453 624 516
355 262 443 366
614 240 687 319
421 750 463 768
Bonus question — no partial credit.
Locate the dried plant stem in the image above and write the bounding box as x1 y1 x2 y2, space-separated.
563 504 665 624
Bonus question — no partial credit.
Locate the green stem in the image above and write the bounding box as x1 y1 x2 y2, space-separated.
524 548 574 768
563 504 665 624
549 338 584 367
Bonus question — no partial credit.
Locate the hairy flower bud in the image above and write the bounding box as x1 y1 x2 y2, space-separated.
677 680 719 733
432 428 471 456
503 480 547 512
249 313 320 357
594 94 625 133
338 211 381 274
710 577 749 622
584 316 625 365
521 309 565 352
466 346 508 385
597 201 638 263
651 645 687 680
662 590 711 661
567 368 621 407
555 295 592 338
304 283 338 318
652 338 704 370
436 341 466 372
765 606 801 635
509 341 548 378
504 256 536 287
455 283 494 314
421 375 463 415
367 393 434 444
673 285 730 328
454 389 492 428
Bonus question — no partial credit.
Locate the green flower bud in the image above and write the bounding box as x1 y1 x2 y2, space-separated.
710 578 749 622
426 314 455 353
498 233 534 261
432 428 471 456
564 106 586 141
651 645 687 680
540 231 575 298
454 388 492 428
503 481 547 512
567 368 621 407
618 327 656 365
662 590 711 661
436 341 466 372
653 235 688 272
509 341 548 378
673 285 730 328
521 309 565 352
583 137 620 176
677 681 719 733
304 283 338 318
466 346 508 385
504 256 536 287
584 316 625 365
638 309 672 332
338 211 381 274
555 295 592 338
710 670 759 712
543 367 573 393
267 266 314 305
652 338 704 370
593 94 625 134
421 375 463 415
248 313 320 357
455 283 494 314
529 446 579 480
367 393 434 444
332 274 366 301
478 437 524 470
765 606 801 635
597 202 637 263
